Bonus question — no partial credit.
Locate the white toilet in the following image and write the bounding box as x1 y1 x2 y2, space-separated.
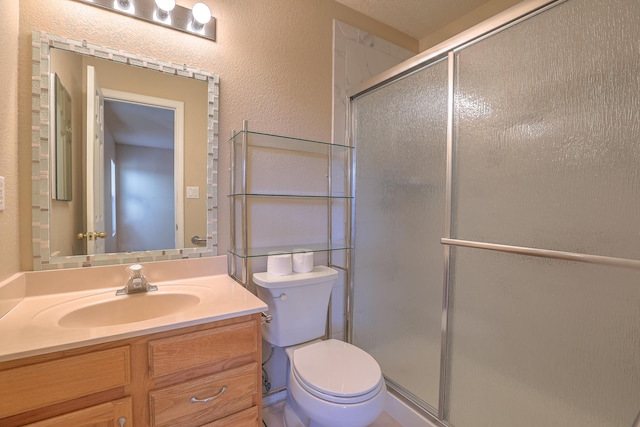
254 266 386 427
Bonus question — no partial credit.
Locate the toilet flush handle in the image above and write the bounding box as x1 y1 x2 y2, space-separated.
273 293 287 301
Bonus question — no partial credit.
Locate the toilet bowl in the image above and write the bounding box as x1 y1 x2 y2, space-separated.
253 267 386 427
285 339 386 427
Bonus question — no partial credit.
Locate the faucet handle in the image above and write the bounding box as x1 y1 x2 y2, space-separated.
116 264 156 295
127 264 144 276
127 264 147 291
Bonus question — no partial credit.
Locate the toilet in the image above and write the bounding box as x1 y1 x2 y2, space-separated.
254 266 386 427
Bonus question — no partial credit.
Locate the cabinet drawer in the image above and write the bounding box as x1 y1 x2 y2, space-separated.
148 320 257 378
0 347 130 417
201 406 259 427
149 362 257 427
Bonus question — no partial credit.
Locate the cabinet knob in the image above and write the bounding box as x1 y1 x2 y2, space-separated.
117 417 127 427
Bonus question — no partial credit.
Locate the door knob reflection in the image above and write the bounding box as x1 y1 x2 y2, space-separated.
76 231 107 240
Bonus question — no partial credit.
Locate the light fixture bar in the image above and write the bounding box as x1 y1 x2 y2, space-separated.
74 0 216 42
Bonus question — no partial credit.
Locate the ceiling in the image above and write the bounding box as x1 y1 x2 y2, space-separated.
333 0 491 40
104 100 174 150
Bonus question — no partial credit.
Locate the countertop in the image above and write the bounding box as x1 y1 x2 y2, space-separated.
0 273 267 362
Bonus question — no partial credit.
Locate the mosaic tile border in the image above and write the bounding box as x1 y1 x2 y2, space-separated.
31 30 219 270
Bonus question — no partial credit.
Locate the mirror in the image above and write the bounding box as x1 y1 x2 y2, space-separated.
31 31 219 270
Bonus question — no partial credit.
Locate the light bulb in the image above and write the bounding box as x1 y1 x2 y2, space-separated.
114 0 134 13
155 0 175 13
192 2 212 27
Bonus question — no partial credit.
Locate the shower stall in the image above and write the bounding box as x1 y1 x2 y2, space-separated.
349 0 640 426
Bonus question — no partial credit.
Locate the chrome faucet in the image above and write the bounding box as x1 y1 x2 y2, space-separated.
116 264 158 296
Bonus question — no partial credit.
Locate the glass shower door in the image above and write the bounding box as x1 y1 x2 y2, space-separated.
447 0 640 425
352 59 448 410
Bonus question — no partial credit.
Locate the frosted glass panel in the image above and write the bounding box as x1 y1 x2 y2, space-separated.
452 0 640 259
448 247 640 427
352 60 448 409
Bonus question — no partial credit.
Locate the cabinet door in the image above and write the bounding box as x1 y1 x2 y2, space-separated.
25 397 132 427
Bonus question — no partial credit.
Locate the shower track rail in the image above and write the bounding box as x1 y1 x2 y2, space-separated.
441 238 640 271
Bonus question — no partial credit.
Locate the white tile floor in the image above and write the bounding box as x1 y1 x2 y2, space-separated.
262 400 403 427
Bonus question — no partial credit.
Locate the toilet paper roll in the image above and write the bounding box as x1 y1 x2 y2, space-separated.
292 250 314 273
267 252 293 276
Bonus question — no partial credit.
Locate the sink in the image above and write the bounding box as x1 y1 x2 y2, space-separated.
58 293 200 328
33 285 211 329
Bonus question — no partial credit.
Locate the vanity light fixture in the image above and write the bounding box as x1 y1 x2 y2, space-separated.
191 2 212 31
75 0 216 41
114 0 134 14
154 0 175 21
155 0 175 13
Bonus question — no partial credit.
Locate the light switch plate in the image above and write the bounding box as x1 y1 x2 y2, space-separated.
0 176 5 211
186 186 200 199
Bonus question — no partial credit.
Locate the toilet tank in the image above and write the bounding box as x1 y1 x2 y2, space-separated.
253 266 338 347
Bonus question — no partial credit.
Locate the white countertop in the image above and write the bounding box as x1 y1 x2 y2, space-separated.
0 273 267 362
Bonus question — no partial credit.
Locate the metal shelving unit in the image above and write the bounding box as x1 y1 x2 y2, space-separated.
228 121 353 287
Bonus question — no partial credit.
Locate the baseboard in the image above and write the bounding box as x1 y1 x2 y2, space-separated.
262 386 439 427
385 391 438 427
263 388 287 407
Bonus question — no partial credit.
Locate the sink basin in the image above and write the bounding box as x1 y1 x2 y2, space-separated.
58 293 200 328
33 285 211 329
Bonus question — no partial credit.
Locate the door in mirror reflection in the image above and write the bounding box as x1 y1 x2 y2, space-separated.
102 95 182 253
85 65 106 255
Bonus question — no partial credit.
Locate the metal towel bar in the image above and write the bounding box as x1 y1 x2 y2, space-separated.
441 238 640 271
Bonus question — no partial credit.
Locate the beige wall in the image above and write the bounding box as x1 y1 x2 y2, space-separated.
419 0 523 51
0 1 20 282
15 0 416 271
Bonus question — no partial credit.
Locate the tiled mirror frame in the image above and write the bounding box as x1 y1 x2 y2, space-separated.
31 30 219 270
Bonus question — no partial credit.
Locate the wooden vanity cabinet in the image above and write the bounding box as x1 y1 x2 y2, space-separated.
25 397 133 427
0 313 262 427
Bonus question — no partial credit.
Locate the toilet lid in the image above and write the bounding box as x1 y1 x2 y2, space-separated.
292 339 383 401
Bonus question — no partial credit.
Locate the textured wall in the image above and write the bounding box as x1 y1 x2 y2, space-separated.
15 0 415 271
0 1 20 282
419 0 523 51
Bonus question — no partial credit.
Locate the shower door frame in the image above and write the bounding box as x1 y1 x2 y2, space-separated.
347 0 569 424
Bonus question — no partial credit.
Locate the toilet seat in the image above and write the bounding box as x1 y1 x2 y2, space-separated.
291 339 384 404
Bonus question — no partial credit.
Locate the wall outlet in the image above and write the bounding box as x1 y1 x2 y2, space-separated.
0 176 5 211
186 186 200 199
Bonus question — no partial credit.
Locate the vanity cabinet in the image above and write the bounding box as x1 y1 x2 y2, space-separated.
228 121 354 285
147 321 260 426
25 397 132 427
0 314 262 427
